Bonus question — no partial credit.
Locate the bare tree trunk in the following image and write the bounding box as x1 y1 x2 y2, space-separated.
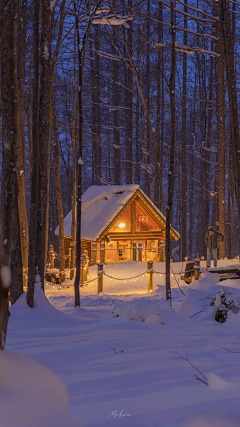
1 0 23 306
52 101 65 283
217 11 226 259
74 6 83 307
28 46 34 183
17 0 29 278
226 149 234 259
113 28 120 185
126 0 133 184
35 0 52 291
220 0 240 252
71 30 77 280
27 0 39 307
94 25 101 183
166 0 176 304
181 0 187 261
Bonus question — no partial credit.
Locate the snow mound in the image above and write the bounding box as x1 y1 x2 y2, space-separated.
188 271 220 291
179 288 208 313
201 271 220 284
9 284 82 329
182 413 239 427
0 351 82 427
113 298 165 324
208 373 233 389
189 277 214 291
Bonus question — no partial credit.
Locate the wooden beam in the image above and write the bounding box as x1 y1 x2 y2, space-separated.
131 200 136 234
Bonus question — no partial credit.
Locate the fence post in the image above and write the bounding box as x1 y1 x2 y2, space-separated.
80 257 84 284
84 250 89 274
193 257 200 281
138 242 143 262
68 247 71 269
159 241 164 262
100 241 105 263
82 254 87 281
133 241 137 261
92 243 96 266
147 260 153 292
70 242 75 280
49 245 55 269
97 262 104 294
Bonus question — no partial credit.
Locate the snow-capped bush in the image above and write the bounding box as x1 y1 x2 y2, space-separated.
210 288 240 323
113 298 165 324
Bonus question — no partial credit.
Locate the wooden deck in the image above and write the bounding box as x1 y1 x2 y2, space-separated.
208 265 240 281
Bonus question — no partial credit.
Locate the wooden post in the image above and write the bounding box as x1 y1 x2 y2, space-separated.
49 245 55 269
97 262 104 294
159 241 164 262
206 261 208 271
92 243 96 266
193 257 200 281
70 243 75 280
100 241 105 263
194 265 200 281
84 250 89 274
138 242 143 262
80 257 84 284
68 247 71 269
82 254 86 281
133 241 137 261
147 260 153 292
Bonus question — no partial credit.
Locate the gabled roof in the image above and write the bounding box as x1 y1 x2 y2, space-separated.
55 184 180 241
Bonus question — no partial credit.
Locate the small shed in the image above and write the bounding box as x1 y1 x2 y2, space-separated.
55 184 180 264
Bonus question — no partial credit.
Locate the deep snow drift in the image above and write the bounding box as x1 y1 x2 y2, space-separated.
0 351 82 427
5 260 240 427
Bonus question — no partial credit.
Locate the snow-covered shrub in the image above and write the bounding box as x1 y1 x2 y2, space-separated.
210 288 240 323
113 298 165 324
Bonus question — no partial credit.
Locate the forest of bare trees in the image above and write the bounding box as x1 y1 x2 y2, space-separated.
1 0 240 332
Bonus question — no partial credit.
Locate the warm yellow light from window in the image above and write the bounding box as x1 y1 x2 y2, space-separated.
119 222 125 228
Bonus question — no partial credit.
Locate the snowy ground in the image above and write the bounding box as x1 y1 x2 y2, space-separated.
6 259 240 427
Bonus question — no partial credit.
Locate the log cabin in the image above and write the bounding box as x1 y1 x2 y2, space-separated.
55 184 180 265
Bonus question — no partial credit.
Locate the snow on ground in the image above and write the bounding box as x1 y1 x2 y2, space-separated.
6 259 240 427
0 350 82 427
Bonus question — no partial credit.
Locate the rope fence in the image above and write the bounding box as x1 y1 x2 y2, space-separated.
45 245 206 294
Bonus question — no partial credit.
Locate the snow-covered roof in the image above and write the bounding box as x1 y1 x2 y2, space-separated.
55 184 180 241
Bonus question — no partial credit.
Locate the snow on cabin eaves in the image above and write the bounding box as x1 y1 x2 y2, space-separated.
56 184 139 241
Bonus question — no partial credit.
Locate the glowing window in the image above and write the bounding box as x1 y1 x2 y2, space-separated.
109 205 131 232
135 201 161 231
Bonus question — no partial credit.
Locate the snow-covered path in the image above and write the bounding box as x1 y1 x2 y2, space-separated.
6 260 240 427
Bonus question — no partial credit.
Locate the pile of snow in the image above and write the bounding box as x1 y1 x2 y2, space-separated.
9 284 82 329
201 271 220 284
113 298 165 324
0 351 82 427
189 271 220 291
182 412 239 427
179 288 208 314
